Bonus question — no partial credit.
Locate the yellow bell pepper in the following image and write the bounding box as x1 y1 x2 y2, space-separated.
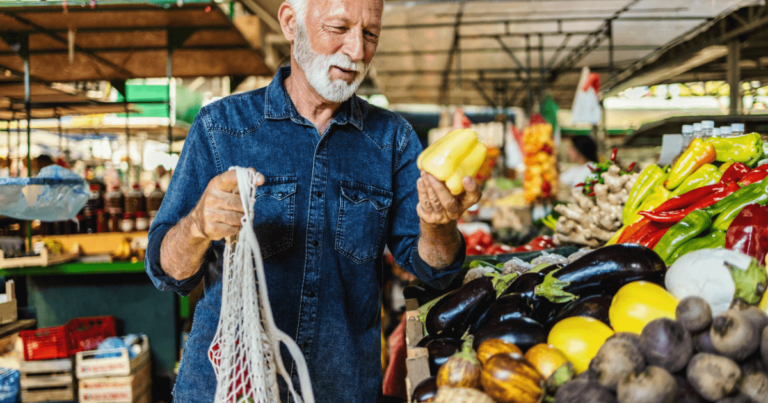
417 129 487 195
548 317 614 374
609 281 678 334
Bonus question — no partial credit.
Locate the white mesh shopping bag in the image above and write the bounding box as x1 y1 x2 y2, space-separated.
208 167 314 403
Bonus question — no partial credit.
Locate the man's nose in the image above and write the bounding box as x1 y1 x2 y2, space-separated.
343 29 365 63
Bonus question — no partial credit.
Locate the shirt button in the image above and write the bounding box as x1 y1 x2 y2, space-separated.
312 240 319 247
277 192 284 198
315 191 322 198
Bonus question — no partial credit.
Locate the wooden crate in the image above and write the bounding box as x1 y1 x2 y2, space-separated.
20 358 75 403
0 244 80 269
404 299 430 403
76 337 150 378
0 280 17 325
78 361 151 403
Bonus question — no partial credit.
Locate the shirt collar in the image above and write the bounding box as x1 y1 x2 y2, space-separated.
264 66 364 131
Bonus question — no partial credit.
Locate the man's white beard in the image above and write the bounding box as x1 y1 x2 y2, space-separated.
292 23 370 103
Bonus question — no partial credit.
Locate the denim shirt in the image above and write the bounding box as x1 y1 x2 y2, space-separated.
145 67 465 403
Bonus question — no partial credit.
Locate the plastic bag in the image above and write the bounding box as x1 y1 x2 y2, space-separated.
0 369 19 403
0 166 89 222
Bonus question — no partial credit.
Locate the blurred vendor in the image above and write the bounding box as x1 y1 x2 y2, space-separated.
560 135 598 188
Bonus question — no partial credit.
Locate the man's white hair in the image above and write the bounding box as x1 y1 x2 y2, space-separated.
287 0 308 23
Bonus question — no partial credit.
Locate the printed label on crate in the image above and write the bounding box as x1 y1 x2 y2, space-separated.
80 362 129 375
81 390 132 401
82 379 131 389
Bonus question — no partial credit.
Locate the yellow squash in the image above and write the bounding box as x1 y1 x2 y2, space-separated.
418 129 487 195
609 281 678 334
547 317 614 374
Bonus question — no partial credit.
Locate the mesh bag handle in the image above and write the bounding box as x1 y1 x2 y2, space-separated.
208 167 314 403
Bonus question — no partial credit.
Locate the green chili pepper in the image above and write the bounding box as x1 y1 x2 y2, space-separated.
665 230 726 266
711 186 768 231
670 164 722 198
623 164 668 224
653 210 712 262
703 182 763 217
707 133 763 163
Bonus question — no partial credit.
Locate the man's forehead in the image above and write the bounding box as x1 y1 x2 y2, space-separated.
309 0 383 18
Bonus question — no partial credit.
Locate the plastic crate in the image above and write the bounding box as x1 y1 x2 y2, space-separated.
67 316 116 355
20 326 69 361
21 316 116 361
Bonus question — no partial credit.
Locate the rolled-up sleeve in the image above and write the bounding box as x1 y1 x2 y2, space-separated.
145 110 220 296
386 123 465 290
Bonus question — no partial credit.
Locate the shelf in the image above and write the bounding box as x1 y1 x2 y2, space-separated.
0 261 145 277
0 319 36 339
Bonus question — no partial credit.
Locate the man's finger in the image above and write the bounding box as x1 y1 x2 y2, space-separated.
214 170 239 192
416 178 432 212
210 188 246 213
461 176 482 207
424 173 460 216
423 177 444 213
208 222 241 241
206 208 245 227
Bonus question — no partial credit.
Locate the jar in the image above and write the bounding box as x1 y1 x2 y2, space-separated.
105 186 124 216
125 184 146 214
120 212 135 233
86 184 103 213
96 209 108 233
135 211 149 231
147 184 165 216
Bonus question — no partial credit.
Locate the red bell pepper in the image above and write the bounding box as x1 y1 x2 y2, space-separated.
650 183 729 213
720 163 751 184
740 165 768 186
511 236 556 252
639 182 740 223
725 204 768 263
466 244 486 255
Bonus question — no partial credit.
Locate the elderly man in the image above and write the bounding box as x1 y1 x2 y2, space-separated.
145 0 481 401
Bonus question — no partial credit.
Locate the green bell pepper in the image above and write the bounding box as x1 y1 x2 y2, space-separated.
670 164 722 198
711 176 768 231
665 230 726 266
623 164 668 224
707 133 763 163
654 210 712 262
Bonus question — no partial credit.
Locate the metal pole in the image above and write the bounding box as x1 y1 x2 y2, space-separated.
24 55 32 250
608 20 614 80
727 40 742 115
167 50 173 154
526 34 532 112
539 33 544 103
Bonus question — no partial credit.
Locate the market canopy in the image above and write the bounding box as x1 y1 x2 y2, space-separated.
0 0 272 83
372 0 756 108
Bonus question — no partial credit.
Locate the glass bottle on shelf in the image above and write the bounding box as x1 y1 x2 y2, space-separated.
682 125 694 147
693 123 702 138
732 123 745 136
720 127 732 137
700 120 715 139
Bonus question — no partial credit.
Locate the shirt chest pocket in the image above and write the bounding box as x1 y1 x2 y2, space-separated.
253 177 297 259
335 181 393 265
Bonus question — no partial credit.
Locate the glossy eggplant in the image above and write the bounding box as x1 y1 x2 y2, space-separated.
471 293 536 332
416 334 436 348
412 376 438 402
534 244 666 304
425 276 497 337
501 272 545 298
472 317 547 353
426 338 463 375
546 294 613 328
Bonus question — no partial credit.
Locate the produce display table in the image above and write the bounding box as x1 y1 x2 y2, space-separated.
0 261 177 401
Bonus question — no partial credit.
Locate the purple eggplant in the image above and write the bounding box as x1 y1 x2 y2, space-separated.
471 293 536 332
472 316 547 352
425 275 497 337
425 338 462 375
546 294 612 328
412 376 437 402
501 272 544 298
534 244 666 304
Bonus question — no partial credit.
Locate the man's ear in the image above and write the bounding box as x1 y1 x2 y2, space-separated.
278 1 297 42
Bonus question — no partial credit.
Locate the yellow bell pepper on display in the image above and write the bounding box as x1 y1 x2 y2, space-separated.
548 317 614 374
417 129 487 195
609 281 678 334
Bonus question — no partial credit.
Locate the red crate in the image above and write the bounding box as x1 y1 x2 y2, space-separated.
20 316 116 361
67 316 116 354
20 325 69 361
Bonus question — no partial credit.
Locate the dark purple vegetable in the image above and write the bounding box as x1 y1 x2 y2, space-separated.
425 276 497 337
426 338 462 375
534 244 666 303
471 293 535 332
412 376 437 402
501 272 545 298
673 375 705 403
416 334 436 348
472 317 547 352
547 294 612 328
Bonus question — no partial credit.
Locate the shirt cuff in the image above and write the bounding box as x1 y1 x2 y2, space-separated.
409 233 466 290
145 224 207 297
